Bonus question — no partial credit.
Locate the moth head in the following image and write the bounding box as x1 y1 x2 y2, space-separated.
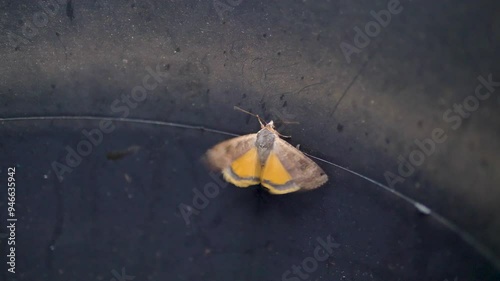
264 120 284 136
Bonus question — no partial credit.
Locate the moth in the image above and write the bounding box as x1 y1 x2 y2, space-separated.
204 110 328 194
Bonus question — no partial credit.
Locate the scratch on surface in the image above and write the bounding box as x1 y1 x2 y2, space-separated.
263 62 299 80
295 81 326 95
54 32 69 61
329 56 371 117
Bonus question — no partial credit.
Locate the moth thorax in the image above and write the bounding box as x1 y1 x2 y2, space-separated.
255 129 276 165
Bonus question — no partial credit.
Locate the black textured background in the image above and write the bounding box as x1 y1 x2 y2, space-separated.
1 0 500 280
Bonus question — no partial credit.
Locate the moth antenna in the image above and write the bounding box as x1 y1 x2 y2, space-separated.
256 115 265 128
233 106 267 127
276 131 292 139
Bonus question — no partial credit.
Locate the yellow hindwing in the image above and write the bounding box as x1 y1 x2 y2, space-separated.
260 152 300 194
222 148 261 187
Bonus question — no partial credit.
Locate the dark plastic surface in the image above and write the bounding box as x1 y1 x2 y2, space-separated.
1 0 500 280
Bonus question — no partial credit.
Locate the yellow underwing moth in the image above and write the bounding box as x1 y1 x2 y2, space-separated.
204 109 328 194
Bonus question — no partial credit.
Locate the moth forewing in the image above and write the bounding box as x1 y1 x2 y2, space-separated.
203 134 257 171
273 138 328 190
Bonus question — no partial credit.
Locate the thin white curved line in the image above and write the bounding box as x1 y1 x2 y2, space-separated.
1 115 499 270
0 115 239 137
304 153 500 271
